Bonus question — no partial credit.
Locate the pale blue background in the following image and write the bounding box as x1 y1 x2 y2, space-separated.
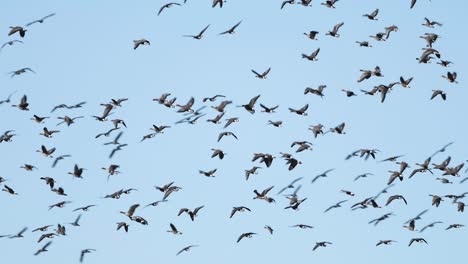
0 0 466 263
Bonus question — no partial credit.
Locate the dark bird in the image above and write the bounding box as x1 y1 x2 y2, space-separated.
289 104 309 116
34 241 52 256
386 195 407 206
218 131 238 142
79 249 96 263
11 95 29 110
157 2 181 15
203 95 225 102
8 26 27 37
326 22 344 37
431 90 446 100
313 241 332 251
363 9 379 20
184 25 210 39
219 21 242 35
241 94 261 114
302 48 320 61
176 245 198 256
230 206 251 218
251 67 271 79
237 232 257 243
304 30 319 40
178 206 204 221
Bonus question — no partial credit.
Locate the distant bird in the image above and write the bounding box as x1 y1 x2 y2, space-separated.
219 21 242 35
313 241 332 251
363 9 379 20
431 90 446 101
167 223 182 235
326 22 344 37
211 149 226 159
109 144 127 158
356 41 372 47
218 131 238 142
10 68 35 78
25 13 56 26
34 241 52 256
48 201 71 210
133 39 150 50
57 116 84 126
8 26 27 38
199 168 217 177
386 195 407 206
176 245 198 256
203 95 225 102
302 48 320 61
178 206 204 221
376 240 396 246
324 200 348 213
237 232 257 243
116 222 129 232
73 205 96 212
251 67 271 79
184 25 210 39
79 249 96 263
11 95 29 110
1 40 23 51
446 224 464 230
304 30 319 40
157 2 181 15
409 238 428 246
69 214 82 227
420 221 443 233
399 76 414 88
264 225 274 234
52 155 71 168
442 72 458 83
230 206 251 218
369 213 394 226
8 227 28 238
312 169 334 183
51 101 86 112
321 0 339 8
241 94 261 114
289 104 309 116
422 17 442 27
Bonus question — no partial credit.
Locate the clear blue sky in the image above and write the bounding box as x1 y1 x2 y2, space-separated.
1 0 467 263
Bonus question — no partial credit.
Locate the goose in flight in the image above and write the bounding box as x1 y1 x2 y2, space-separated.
8 26 27 37
237 232 257 243
1 40 23 51
157 2 181 16
363 9 379 20
217 131 238 142
356 41 372 47
133 39 150 49
176 97 195 113
324 200 348 213
431 90 446 101
184 25 210 39
304 30 319 40
11 95 29 110
253 186 275 203
176 245 198 256
422 17 442 27
376 240 396 246
321 0 339 8
289 104 309 116
25 13 56 27
241 94 260 114
34 241 52 256
386 195 407 206
219 21 242 35
251 67 271 79
302 48 320 61
79 249 96 263
419 221 443 233
178 206 204 221
10 68 35 78
167 223 182 235
199 168 217 177
442 72 457 83
230 206 251 218
326 22 344 37
313 241 332 251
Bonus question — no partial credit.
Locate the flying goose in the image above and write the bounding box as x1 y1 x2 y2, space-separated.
237 232 257 243
302 48 320 61
326 22 344 37
230 206 251 218
251 67 271 79
25 13 56 26
363 9 379 20
8 26 27 37
157 2 181 15
184 25 210 39
219 21 242 35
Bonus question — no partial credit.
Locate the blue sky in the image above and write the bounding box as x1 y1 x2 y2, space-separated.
0 0 467 263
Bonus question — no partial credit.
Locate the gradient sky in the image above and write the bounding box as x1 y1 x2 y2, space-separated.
1 0 467 263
